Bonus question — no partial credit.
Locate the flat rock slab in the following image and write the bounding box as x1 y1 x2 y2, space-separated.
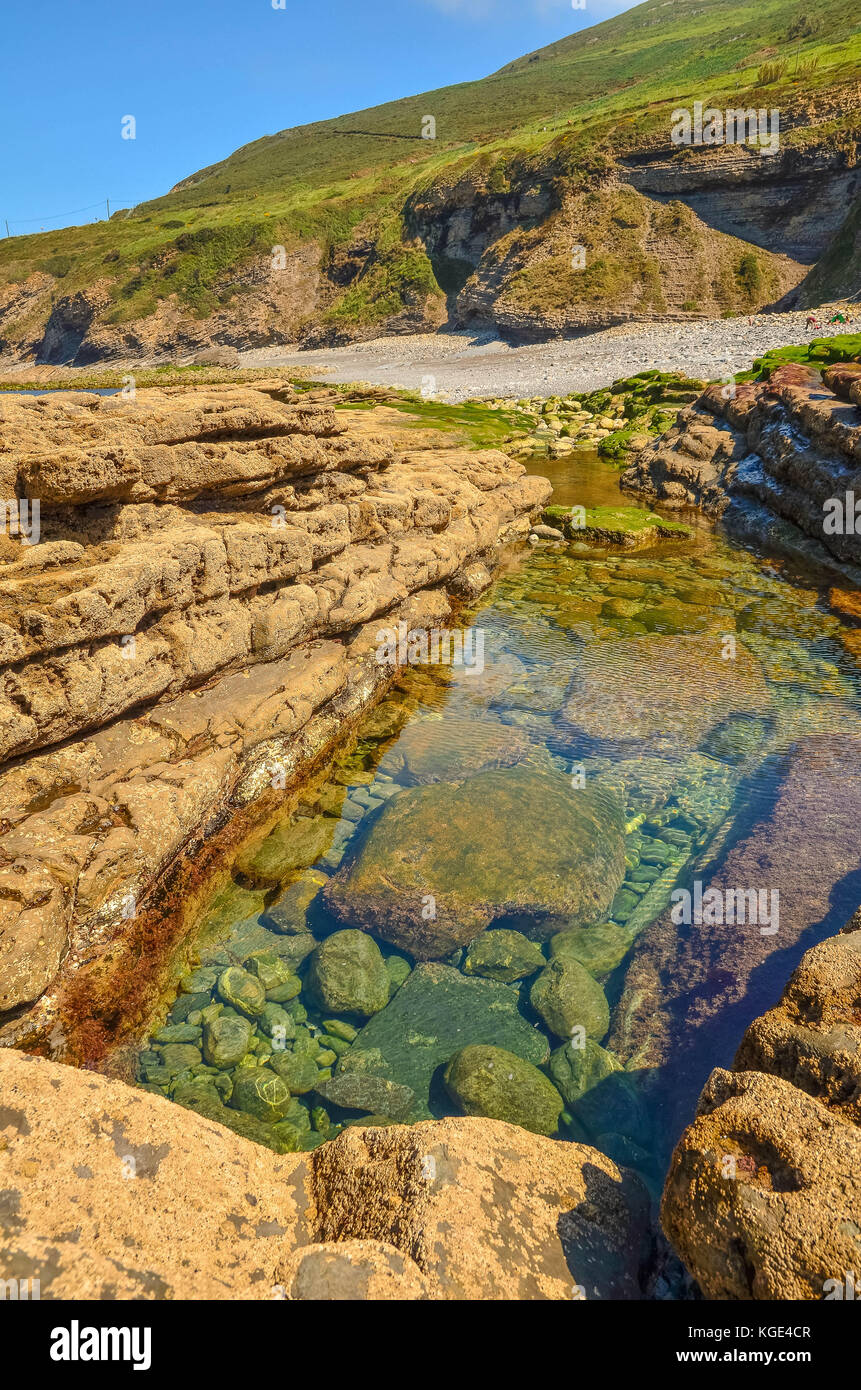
331 963 550 1121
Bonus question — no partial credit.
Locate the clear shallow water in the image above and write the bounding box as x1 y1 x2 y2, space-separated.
132 449 861 1184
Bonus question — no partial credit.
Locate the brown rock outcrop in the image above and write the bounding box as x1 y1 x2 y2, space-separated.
0 1047 650 1300
0 381 548 1049
662 914 861 1299
622 363 861 577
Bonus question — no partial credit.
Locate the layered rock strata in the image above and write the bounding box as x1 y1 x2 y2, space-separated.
662 912 861 1300
0 1047 650 1300
621 362 861 578
0 383 548 1052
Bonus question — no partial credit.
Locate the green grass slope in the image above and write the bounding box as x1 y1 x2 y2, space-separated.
1 0 859 357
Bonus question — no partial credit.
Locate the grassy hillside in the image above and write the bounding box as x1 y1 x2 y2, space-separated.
1 0 859 359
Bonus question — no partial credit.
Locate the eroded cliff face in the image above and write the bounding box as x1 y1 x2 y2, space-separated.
0 382 548 1058
662 912 861 1300
1 91 857 364
621 361 861 577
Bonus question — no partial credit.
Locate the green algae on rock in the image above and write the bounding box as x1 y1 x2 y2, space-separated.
444 1045 564 1136
306 930 391 1019
462 929 546 983
547 1038 621 1109
322 767 627 958
549 922 632 978
530 958 610 1041
542 504 691 547
331 963 550 1121
379 716 530 785
234 815 332 888
216 967 266 1019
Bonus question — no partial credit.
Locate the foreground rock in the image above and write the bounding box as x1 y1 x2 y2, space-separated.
0 1047 649 1300
662 915 861 1299
323 766 627 957
622 362 861 578
0 382 547 1052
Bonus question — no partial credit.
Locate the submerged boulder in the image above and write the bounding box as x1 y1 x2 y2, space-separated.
530 958 610 1042
306 930 391 1019
323 767 627 958
444 1045 564 1136
379 716 529 785
463 929 546 982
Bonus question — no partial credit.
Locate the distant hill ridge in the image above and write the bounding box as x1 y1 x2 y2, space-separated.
1 0 859 364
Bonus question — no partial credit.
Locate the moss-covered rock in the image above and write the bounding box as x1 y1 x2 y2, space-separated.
444 1045 564 1136
547 1038 621 1108
202 1014 253 1069
315 1072 414 1120
549 922 631 977
333 963 549 1121
530 958 609 1041
542 504 690 547
229 1068 294 1122
463 929 546 982
306 930 390 1018
268 1050 321 1095
263 870 327 934
234 816 331 888
216 967 266 1019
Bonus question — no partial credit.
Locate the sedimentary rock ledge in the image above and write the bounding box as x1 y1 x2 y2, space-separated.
662 910 861 1299
0 382 548 1051
621 362 861 577
0 1047 650 1300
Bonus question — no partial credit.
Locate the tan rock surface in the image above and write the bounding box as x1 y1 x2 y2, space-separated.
662 913 861 1299
0 1047 649 1301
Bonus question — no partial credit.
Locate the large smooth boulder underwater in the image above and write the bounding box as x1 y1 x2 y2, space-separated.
444 1045 564 1136
330 963 549 1122
306 930 391 1019
556 633 769 756
463 929 546 982
322 767 627 958
530 958 610 1042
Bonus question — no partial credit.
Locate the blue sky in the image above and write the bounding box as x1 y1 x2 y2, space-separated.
1 0 638 235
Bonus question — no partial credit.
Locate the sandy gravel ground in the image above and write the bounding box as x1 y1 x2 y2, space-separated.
241 308 858 401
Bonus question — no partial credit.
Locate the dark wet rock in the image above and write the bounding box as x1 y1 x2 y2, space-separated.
548 1038 621 1109
332 963 549 1121
462 929 546 982
159 1042 202 1071
444 1044 564 1136
216 967 266 1019
323 767 627 958
383 955 412 991
306 930 391 1018
315 1072 415 1120
530 958 610 1042
243 951 300 996
379 716 530 785
556 633 769 756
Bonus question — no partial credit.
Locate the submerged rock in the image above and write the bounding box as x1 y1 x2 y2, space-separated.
530 958 610 1042
230 1068 295 1122
444 1045 564 1136
315 1072 415 1120
462 929 546 982
306 930 391 1018
234 816 332 888
379 716 530 785
216 967 266 1019
332 963 549 1121
549 922 632 977
556 632 768 756
323 767 627 958
203 1014 253 1069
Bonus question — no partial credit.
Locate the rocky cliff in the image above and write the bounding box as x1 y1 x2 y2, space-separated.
0 382 548 1059
621 360 861 577
662 910 861 1300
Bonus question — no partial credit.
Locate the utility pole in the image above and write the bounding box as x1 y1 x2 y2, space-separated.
106 198 110 219
4 220 9 238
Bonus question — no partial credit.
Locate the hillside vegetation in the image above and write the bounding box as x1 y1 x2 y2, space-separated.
1 0 859 362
